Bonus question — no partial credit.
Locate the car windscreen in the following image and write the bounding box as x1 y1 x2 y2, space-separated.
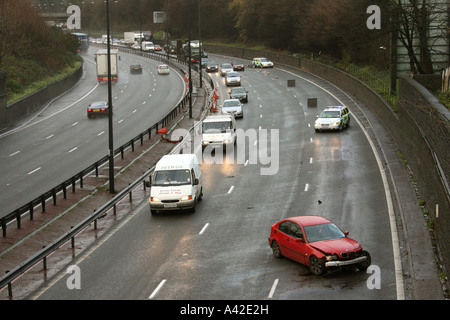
202 121 233 132
223 100 240 108
154 169 191 186
319 111 340 118
303 223 345 243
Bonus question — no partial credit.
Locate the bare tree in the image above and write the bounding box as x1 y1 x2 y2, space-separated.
391 0 448 74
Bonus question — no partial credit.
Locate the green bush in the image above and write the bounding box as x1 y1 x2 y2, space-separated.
438 91 450 110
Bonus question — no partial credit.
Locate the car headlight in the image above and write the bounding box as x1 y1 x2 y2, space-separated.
150 197 161 203
202 140 209 145
224 139 232 144
181 195 192 201
325 255 338 261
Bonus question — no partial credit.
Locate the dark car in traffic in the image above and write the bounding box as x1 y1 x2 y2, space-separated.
206 61 218 73
130 64 142 74
229 87 248 103
87 101 109 118
232 61 245 71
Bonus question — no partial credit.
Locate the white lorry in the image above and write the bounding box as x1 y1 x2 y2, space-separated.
148 154 203 214
95 49 119 83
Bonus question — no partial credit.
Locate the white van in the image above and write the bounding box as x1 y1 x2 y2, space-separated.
142 41 155 51
149 154 203 214
142 41 154 51
201 114 236 150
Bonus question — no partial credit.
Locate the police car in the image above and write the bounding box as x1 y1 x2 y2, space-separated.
314 106 350 132
252 57 273 68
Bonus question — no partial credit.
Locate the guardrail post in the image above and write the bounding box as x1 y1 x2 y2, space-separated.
71 177 75 192
70 226 75 248
1 218 6 237
41 195 46 212
15 210 20 229
52 188 57 205
29 202 34 221
5 271 12 297
62 181 67 199
80 173 84 189
42 247 47 270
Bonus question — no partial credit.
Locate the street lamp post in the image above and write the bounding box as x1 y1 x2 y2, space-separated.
188 1 192 118
106 0 114 193
198 0 202 89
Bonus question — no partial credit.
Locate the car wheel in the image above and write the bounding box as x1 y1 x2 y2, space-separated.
271 241 282 258
309 256 325 275
150 209 157 215
357 250 371 271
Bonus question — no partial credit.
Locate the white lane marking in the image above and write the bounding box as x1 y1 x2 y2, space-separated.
199 223 209 235
227 186 234 194
118 119 124 124
45 134 54 140
98 131 105 136
9 151 20 157
68 147 78 153
310 157 313 164
304 183 309 192
268 279 279 298
28 167 41 175
72 122 78 126
149 279 167 299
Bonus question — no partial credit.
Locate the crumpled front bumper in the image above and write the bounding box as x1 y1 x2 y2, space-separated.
325 255 367 267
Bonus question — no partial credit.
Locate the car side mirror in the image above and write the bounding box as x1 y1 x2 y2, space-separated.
344 231 349 236
145 180 151 188
194 178 199 185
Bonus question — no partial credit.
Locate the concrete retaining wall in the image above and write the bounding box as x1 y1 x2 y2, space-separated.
0 64 83 128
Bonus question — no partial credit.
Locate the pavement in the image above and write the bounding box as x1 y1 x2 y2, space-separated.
0 65 446 300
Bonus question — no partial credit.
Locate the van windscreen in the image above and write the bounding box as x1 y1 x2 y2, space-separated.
202 121 232 133
154 169 191 186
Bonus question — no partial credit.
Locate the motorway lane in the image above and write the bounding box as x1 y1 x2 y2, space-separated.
34 56 398 300
0 47 186 218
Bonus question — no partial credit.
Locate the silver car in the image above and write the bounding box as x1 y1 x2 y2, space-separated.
221 99 243 118
220 63 233 76
225 71 241 86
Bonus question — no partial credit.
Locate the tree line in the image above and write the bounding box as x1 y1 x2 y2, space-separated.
0 0 79 97
65 0 389 67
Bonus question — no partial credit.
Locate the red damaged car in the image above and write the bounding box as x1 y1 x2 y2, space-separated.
268 215 371 275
